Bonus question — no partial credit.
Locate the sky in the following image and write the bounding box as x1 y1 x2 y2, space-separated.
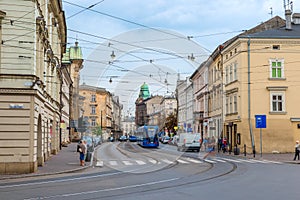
62 0 297 116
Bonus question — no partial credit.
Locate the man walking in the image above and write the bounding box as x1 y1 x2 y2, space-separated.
293 140 300 161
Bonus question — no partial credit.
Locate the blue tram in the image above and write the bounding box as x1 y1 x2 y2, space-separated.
136 125 159 148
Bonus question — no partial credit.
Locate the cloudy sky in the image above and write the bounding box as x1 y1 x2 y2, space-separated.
62 0 297 115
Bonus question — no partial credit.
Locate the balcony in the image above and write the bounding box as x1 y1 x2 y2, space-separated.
194 111 204 121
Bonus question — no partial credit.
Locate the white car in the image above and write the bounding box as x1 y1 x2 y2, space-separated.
177 133 201 152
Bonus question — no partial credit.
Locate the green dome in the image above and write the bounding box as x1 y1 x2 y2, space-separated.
139 82 150 99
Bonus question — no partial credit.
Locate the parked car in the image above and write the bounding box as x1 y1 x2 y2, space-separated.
177 133 201 152
109 136 115 142
128 135 137 142
118 135 127 142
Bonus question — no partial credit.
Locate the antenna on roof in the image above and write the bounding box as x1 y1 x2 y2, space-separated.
269 7 273 18
283 0 293 12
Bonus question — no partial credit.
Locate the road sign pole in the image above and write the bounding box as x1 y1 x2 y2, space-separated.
260 128 262 157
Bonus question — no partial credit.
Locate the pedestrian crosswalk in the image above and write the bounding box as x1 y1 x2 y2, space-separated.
97 157 283 167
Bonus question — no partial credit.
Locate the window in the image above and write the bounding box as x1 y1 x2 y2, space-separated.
234 95 237 113
234 62 238 80
271 94 284 112
91 119 96 127
229 64 233 82
270 59 284 78
272 45 280 50
225 97 229 114
91 94 96 102
225 66 229 84
269 91 285 113
91 105 96 114
229 96 233 113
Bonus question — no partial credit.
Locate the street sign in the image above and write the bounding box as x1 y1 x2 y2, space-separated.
255 115 266 128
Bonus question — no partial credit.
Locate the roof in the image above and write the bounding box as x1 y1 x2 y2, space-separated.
242 23 300 39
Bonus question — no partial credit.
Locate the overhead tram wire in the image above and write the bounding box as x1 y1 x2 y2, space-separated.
109 45 169 75
63 0 195 42
68 28 204 66
66 0 105 19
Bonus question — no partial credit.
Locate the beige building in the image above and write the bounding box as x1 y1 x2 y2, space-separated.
79 84 122 140
222 12 300 153
0 1 68 174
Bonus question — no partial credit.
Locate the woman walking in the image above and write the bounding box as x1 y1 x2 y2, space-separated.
78 140 87 166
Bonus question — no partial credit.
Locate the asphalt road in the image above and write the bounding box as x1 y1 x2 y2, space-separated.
0 142 299 200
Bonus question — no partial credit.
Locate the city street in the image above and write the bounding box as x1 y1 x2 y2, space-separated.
0 142 299 200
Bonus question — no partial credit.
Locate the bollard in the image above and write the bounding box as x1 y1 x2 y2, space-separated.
244 144 246 156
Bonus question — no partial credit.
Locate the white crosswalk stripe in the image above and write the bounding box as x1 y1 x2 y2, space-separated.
186 158 203 164
122 161 133 165
177 159 189 164
109 161 118 166
221 158 242 163
204 159 217 164
211 158 227 163
148 159 157 164
136 160 146 165
161 159 174 164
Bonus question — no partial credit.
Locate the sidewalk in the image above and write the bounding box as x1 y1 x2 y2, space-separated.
0 142 91 180
215 150 300 164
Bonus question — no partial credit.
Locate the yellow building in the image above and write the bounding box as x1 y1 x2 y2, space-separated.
222 13 300 153
0 1 67 174
79 84 113 140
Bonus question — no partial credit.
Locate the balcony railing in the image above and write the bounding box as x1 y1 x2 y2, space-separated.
194 111 204 120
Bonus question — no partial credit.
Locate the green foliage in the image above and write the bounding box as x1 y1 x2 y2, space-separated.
165 113 177 134
92 125 102 136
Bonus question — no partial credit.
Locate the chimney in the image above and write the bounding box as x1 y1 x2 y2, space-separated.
285 9 292 30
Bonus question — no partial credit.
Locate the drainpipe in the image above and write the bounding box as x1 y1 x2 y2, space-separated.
247 38 255 157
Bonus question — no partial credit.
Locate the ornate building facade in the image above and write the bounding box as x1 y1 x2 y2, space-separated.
0 0 68 174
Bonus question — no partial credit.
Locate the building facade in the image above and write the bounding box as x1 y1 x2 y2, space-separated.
0 0 67 174
62 42 83 142
222 13 300 153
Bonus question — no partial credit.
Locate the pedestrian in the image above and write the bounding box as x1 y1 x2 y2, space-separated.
293 140 300 160
78 140 87 166
218 137 223 152
222 137 227 153
203 137 208 151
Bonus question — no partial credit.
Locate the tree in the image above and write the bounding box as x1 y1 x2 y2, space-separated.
164 113 177 136
92 124 102 136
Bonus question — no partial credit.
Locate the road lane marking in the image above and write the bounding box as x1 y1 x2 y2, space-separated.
23 177 180 200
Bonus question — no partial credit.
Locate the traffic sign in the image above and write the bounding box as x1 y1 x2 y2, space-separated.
255 115 266 128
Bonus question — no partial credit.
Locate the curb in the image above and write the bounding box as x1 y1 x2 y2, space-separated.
0 165 90 181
